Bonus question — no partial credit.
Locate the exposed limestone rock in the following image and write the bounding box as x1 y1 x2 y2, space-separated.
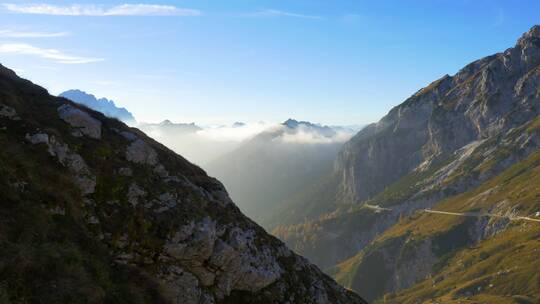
25 132 49 145
127 183 146 207
154 192 178 213
220 228 282 292
119 130 138 141
165 217 217 262
0 104 20 120
161 218 284 301
161 268 207 304
118 167 133 176
25 132 96 194
126 139 158 165
153 163 169 178
111 128 139 142
57 104 102 139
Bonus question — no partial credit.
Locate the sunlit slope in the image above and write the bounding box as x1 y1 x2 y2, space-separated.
274 27 540 300
332 140 540 302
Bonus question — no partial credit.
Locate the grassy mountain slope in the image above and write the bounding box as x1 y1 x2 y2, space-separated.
335 145 540 302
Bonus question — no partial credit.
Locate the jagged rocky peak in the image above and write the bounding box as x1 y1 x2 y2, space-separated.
0 63 366 303
144 119 202 132
335 25 540 204
283 118 301 128
282 118 338 137
283 118 324 129
515 24 540 69
517 24 540 46
60 89 136 124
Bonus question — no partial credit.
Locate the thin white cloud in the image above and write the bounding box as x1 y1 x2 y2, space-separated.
0 43 104 64
0 29 68 38
196 122 275 142
492 7 505 27
279 128 352 144
255 9 321 20
2 3 201 16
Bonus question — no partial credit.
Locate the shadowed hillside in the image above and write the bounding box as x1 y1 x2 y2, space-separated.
0 64 366 304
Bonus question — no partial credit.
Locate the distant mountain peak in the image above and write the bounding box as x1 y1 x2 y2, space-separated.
60 89 136 124
514 25 540 66
522 24 540 40
282 118 322 129
140 120 201 132
283 118 299 128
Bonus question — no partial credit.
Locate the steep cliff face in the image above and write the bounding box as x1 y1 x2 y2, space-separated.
336 25 540 204
0 64 365 304
275 25 540 302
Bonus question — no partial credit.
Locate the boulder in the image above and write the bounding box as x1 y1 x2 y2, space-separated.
58 104 102 139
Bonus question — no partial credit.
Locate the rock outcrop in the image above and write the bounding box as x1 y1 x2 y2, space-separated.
58 104 102 139
336 25 540 204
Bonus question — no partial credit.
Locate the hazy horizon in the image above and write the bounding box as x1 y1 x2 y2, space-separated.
1 1 539 126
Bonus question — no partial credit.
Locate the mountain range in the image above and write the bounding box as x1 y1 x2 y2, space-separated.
56 90 359 226
272 25 540 303
206 119 356 229
60 89 136 124
0 64 365 303
136 120 245 166
2 22 539 304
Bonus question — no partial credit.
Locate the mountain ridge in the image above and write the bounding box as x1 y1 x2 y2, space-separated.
274 25 540 302
0 63 366 303
60 89 136 124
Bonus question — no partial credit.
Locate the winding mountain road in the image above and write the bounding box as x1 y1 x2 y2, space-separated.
362 204 540 223
423 209 540 223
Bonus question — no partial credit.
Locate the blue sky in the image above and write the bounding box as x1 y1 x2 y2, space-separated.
0 0 538 125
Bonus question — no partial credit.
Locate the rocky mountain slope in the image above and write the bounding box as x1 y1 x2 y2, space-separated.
274 25 540 302
60 89 136 124
335 147 540 303
0 64 365 303
206 119 354 229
